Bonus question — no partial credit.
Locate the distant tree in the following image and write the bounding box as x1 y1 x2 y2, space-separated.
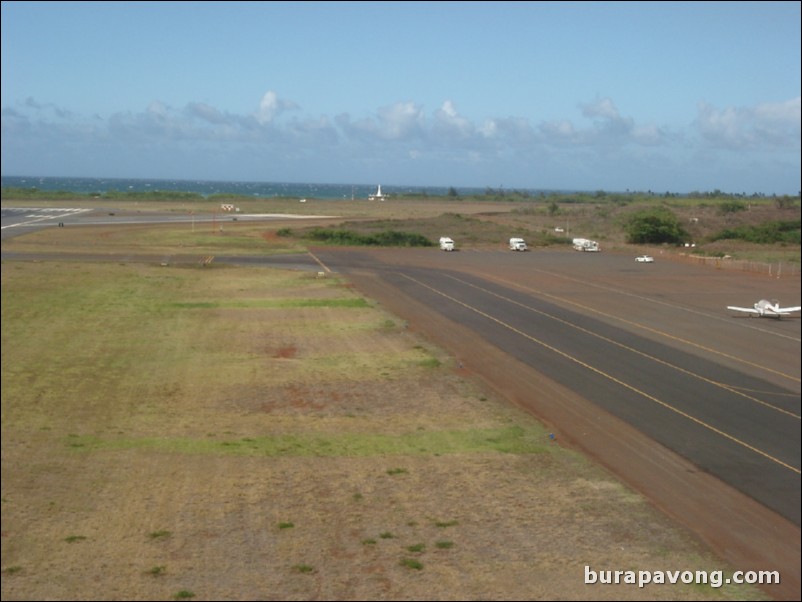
623 207 687 244
447 187 459 198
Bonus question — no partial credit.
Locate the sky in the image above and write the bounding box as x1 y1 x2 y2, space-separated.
1 1 800 194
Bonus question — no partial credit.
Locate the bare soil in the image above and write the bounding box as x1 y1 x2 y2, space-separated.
2 199 799 601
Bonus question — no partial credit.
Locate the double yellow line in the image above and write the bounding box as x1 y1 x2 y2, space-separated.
400 271 800 475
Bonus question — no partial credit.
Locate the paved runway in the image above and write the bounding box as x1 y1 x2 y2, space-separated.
316 249 801 525
312 246 801 599
1 206 336 241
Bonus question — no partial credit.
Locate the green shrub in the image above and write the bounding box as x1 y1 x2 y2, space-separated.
710 220 800 244
717 200 748 214
623 208 687 244
307 228 433 247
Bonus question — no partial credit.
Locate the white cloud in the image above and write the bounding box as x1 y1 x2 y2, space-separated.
14 96 74 120
25 97 44 109
254 90 298 125
580 97 621 121
0 91 691 159
631 124 665 146
336 101 426 143
535 97 672 148
434 100 473 139
579 97 635 141
538 119 578 144
185 102 228 125
695 98 801 149
2 90 798 193
146 101 169 118
284 115 340 145
480 117 534 146
754 97 801 125
479 119 497 138
375 101 425 140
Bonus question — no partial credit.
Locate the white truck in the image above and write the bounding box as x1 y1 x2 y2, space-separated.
439 236 455 251
572 237 600 252
509 237 528 251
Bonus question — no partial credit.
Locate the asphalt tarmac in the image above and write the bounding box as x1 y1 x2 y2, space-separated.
313 246 801 601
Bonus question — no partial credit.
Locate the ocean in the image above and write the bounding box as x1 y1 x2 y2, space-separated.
0 175 503 200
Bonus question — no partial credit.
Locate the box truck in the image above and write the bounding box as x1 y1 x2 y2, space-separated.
572 238 600 252
509 237 528 251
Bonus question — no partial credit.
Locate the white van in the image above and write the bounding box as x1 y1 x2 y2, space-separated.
439 237 455 251
509 237 527 251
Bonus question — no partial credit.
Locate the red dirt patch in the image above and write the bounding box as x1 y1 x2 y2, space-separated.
273 346 298 359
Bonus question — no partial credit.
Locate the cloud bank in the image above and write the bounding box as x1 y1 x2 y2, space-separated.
2 90 800 193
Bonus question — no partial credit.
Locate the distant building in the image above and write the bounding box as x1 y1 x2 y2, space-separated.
368 185 387 201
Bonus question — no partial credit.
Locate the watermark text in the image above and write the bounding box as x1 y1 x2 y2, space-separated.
584 565 780 589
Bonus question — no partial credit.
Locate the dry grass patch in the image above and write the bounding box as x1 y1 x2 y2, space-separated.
2 259 765 600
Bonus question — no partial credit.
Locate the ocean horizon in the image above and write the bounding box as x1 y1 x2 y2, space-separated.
1 175 570 200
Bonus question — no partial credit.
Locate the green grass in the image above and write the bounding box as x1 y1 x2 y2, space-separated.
149 530 171 539
0 262 382 431
0 201 773 602
60 425 549 457
168 298 370 309
417 357 442 369
400 558 423 570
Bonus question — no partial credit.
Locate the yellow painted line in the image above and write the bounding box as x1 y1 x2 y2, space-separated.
444 273 800 420
307 250 331 273
400 272 800 475
481 270 802 384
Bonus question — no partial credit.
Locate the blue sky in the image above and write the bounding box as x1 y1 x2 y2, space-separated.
2 1 800 194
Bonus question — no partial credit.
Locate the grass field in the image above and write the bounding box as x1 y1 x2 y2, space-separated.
0 205 776 600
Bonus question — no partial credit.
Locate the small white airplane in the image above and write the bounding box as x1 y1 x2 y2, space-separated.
727 299 801 319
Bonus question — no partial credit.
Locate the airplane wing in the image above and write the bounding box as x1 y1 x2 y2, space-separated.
772 306 802 314
727 306 760 314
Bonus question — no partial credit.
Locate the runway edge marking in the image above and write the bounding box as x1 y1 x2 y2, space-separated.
400 272 801 475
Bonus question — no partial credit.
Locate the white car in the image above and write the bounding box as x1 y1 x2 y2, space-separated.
636 255 654 263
